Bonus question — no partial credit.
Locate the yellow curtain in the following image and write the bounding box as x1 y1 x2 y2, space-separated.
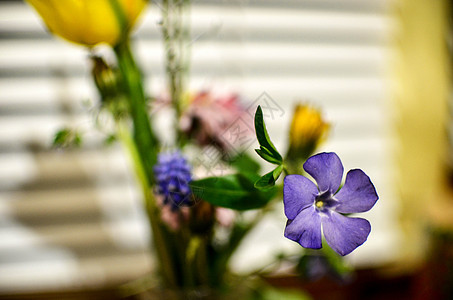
392 0 451 266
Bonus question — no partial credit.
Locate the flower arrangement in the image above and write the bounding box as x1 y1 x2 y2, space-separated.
26 0 378 299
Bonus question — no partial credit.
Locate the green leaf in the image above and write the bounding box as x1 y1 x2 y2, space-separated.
254 106 282 164
255 148 281 165
53 128 82 148
53 129 70 146
254 164 284 190
190 173 275 210
230 152 261 174
104 134 117 146
254 172 274 190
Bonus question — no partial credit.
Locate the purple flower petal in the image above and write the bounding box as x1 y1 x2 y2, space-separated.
285 206 322 249
334 169 378 213
283 175 318 220
322 211 371 256
303 152 343 194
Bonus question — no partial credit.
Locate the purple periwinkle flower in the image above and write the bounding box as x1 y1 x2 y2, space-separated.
283 152 378 256
154 151 193 210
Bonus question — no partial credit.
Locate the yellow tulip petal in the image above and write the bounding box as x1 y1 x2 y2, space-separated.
26 0 147 46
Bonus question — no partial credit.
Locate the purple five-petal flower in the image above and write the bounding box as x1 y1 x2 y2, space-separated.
283 152 378 256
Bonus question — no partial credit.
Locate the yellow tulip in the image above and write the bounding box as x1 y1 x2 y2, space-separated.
286 104 330 161
26 0 147 46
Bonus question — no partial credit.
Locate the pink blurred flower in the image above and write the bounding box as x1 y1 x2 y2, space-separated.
180 91 252 152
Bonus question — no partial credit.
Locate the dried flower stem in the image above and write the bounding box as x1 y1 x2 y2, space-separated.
161 0 191 145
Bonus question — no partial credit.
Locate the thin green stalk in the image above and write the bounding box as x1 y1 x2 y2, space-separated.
213 202 276 282
185 236 201 287
116 122 178 287
108 0 128 38
107 0 183 287
113 41 158 185
161 0 190 146
181 0 192 91
109 0 158 185
116 123 150 198
112 45 186 286
194 237 210 286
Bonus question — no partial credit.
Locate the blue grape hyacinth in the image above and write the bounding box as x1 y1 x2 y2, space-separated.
154 151 193 210
283 152 378 256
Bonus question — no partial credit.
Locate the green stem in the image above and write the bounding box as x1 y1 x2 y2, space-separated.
116 122 179 287
116 123 149 196
113 41 158 185
108 0 183 289
213 202 275 282
108 0 128 40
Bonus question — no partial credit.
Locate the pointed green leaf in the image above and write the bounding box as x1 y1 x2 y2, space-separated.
190 173 275 210
254 164 284 190
254 171 275 190
255 148 281 165
254 106 282 164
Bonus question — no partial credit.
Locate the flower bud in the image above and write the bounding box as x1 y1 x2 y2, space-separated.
286 104 330 162
91 56 120 99
26 0 147 46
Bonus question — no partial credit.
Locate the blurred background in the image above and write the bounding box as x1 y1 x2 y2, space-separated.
0 0 452 299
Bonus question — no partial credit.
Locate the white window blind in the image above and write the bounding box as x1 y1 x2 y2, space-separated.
0 0 399 293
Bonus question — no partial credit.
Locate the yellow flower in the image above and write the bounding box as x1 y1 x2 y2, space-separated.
287 104 330 160
26 0 147 46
